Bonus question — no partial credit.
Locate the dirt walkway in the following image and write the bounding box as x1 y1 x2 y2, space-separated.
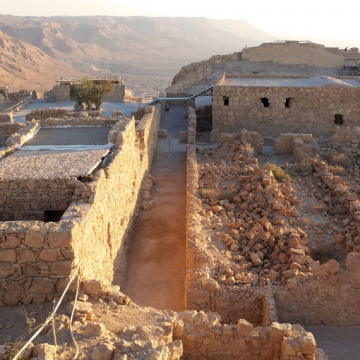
122 106 188 311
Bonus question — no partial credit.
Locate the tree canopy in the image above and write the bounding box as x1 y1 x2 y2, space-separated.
74 78 113 110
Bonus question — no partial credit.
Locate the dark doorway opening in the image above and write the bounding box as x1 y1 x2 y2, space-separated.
285 98 292 108
334 114 344 125
44 210 66 223
223 97 229 106
261 98 269 108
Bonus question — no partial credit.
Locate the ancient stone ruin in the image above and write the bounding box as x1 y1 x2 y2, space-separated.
2 40 360 360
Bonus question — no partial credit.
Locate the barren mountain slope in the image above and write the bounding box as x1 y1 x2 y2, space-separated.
0 15 270 59
0 29 83 92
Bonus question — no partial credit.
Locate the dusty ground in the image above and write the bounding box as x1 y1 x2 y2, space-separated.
24 127 111 146
122 106 188 312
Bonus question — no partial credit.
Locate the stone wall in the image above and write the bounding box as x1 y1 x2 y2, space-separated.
0 104 164 305
0 177 83 221
274 133 319 159
0 123 25 144
7 90 32 103
329 126 360 146
0 113 13 124
44 84 70 102
38 117 117 128
103 84 126 103
242 41 360 68
212 85 360 138
188 107 197 144
26 108 102 121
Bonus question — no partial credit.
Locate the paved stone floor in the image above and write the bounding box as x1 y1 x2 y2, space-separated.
305 326 360 360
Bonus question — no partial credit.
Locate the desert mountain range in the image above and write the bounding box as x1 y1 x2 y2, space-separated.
0 15 275 93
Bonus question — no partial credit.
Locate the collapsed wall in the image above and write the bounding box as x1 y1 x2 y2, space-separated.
0 103 164 305
212 85 360 138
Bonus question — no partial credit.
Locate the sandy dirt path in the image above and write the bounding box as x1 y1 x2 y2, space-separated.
122 106 188 311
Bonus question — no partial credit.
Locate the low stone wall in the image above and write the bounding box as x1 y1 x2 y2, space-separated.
26 108 102 121
188 107 197 144
5 122 40 149
0 123 24 141
7 90 32 103
212 85 360 138
275 133 319 158
0 113 13 124
329 126 360 146
38 117 117 128
44 84 70 102
103 84 126 103
242 41 360 68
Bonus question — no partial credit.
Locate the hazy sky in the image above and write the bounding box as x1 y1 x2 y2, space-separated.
1 0 360 46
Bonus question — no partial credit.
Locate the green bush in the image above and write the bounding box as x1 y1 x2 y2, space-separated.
74 78 113 110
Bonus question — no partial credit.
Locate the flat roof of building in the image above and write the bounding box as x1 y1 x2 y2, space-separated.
223 76 360 88
25 127 111 146
0 148 109 180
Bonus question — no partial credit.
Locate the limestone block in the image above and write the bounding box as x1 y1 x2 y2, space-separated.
325 259 340 274
0 249 17 263
82 279 104 295
158 129 167 138
236 319 253 336
346 252 360 272
39 249 58 262
19 249 37 263
1 235 21 249
186 289 210 305
32 344 57 360
270 322 291 340
83 322 107 338
30 278 55 293
299 332 316 355
51 260 72 277
47 230 71 248
90 344 115 360
201 278 220 291
25 231 46 248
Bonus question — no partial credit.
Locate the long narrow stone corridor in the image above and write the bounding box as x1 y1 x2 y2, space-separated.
122 106 188 311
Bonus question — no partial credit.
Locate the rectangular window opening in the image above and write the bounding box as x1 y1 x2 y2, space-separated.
261 98 269 108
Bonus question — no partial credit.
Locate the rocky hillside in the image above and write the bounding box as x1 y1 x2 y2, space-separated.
0 29 83 91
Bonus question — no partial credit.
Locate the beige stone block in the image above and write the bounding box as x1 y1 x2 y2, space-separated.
39 249 58 262
30 277 55 293
25 231 46 248
0 249 17 262
299 332 316 355
19 249 37 263
82 280 103 295
51 260 72 277
236 319 253 336
1 235 21 249
47 230 71 248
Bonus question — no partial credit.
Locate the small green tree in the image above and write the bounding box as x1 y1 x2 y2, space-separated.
74 78 113 110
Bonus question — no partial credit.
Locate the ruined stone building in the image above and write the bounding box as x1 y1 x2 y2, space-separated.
44 76 126 103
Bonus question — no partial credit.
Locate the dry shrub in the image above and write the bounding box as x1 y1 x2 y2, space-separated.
262 163 291 182
291 161 313 176
331 153 352 167
311 246 335 264
328 165 346 176
321 151 352 168
200 188 233 201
